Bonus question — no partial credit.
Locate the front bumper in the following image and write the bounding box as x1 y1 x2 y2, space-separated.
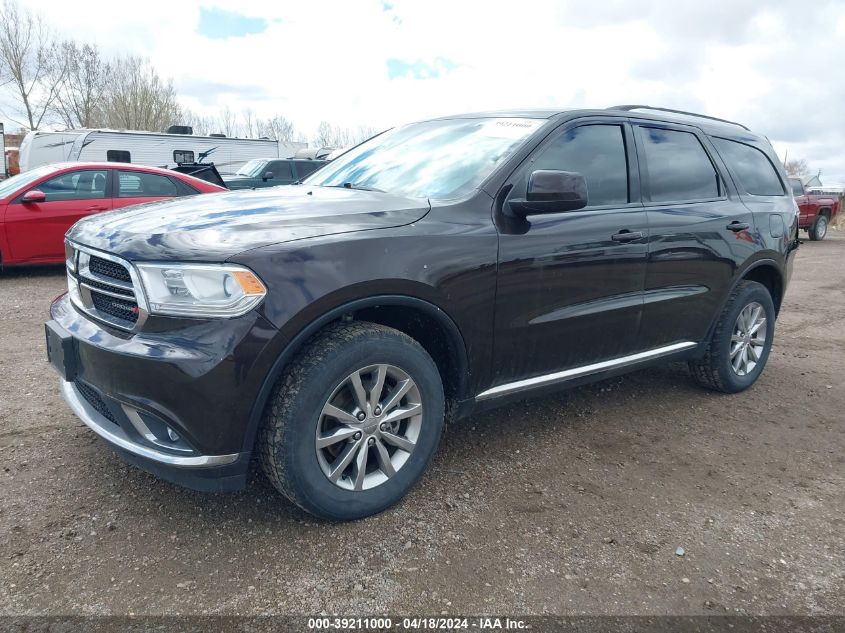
48 293 280 491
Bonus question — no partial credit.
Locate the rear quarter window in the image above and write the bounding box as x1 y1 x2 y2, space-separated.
712 137 784 196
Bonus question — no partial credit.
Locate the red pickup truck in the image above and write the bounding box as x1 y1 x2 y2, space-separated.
789 178 840 241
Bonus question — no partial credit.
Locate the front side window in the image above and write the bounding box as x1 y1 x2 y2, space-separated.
107 150 131 163
118 171 178 198
712 138 784 196
38 170 108 202
294 160 322 180
637 127 721 203
307 117 544 200
525 124 629 207
788 178 804 196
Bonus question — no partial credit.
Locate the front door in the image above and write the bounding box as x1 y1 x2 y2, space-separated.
492 121 648 387
6 168 110 262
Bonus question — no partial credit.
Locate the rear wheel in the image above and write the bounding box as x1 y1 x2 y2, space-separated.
809 214 828 241
259 321 444 520
689 280 775 393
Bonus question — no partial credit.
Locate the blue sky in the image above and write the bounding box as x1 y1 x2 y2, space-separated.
196 7 269 39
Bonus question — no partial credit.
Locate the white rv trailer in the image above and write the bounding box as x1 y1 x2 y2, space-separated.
18 130 86 172
19 128 306 173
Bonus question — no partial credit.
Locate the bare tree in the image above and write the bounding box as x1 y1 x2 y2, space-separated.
0 0 67 129
256 115 295 141
314 121 354 148
53 41 108 128
216 106 238 137
784 158 809 177
241 108 256 138
103 55 181 131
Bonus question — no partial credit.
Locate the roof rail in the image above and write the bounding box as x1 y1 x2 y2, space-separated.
608 105 750 131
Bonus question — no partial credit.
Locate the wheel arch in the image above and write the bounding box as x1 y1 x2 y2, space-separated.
241 294 469 455
740 260 784 315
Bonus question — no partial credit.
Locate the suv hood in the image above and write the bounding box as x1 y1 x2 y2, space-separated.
67 186 431 262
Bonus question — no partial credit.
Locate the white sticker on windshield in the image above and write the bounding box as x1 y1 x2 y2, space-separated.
482 118 544 139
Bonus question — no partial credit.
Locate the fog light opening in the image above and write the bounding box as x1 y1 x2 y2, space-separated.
167 427 180 442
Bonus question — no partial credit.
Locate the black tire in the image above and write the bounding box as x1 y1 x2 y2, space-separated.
258 321 444 520
689 280 776 393
808 214 828 241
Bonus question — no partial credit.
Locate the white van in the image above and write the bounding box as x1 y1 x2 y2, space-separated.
19 128 305 174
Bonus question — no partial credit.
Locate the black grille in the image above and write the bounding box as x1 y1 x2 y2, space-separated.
89 256 131 282
75 381 117 424
91 292 139 324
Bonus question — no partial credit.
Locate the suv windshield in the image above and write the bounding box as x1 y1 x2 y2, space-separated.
306 117 544 200
236 159 268 177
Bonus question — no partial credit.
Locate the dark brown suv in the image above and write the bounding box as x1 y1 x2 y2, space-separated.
47 106 799 520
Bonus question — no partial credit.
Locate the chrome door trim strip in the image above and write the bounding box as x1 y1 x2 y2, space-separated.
475 341 697 401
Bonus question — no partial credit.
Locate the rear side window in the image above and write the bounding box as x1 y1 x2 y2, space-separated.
637 127 721 203
294 161 321 180
527 124 629 207
268 161 294 180
172 178 200 196
173 150 195 164
118 171 178 198
712 138 784 196
107 150 131 163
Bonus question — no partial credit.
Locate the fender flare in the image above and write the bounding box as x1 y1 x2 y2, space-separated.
698 257 783 350
239 294 469 455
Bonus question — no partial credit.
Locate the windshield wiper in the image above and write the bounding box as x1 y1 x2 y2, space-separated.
340 182 385 193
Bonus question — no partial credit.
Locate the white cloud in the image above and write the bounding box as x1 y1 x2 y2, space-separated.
16 0 845 181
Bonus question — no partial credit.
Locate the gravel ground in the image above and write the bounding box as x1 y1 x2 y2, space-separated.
0 234 843 616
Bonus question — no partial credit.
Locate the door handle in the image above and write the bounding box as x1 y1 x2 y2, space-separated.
611 230 644 243
86 206 108 211
726 221 750 232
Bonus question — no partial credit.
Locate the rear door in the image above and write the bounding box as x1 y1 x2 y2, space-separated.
492 120 648 386
114 169 179 209
5 168 110 262
633 122 757 347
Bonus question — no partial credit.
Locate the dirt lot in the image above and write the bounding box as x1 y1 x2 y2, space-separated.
0 235 843 617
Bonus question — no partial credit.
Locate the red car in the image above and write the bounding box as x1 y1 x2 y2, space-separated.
0 162 226 267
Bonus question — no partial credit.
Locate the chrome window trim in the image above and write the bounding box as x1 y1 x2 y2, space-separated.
475 341 698 401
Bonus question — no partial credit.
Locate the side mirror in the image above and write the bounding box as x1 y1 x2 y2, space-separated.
262 171 274 181
509 170 588 216
22 189 47 204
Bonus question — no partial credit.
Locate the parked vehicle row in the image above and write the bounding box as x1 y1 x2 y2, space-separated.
0 163 225 267
46 105 799 521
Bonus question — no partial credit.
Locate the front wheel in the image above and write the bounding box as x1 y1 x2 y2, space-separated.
258 322 444 520
808 214 828 241
689 280 776 393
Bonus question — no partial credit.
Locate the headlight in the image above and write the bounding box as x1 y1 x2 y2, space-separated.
135 263 267 318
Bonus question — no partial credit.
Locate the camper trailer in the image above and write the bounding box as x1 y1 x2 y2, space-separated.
19 128 305 174
18 130 85 172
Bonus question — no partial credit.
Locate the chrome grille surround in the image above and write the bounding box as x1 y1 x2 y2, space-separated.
65 241 150 331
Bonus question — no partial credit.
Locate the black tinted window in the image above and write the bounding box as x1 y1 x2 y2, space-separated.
107 150 131 163
294 161 321 179
268 161 294 180
529 124 628 207
117 171 178 197
713 138 784 196
637 127 720 202
39 170 108 201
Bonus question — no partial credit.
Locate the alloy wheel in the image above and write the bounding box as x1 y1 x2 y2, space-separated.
730 301 768 376
315 364 423 491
